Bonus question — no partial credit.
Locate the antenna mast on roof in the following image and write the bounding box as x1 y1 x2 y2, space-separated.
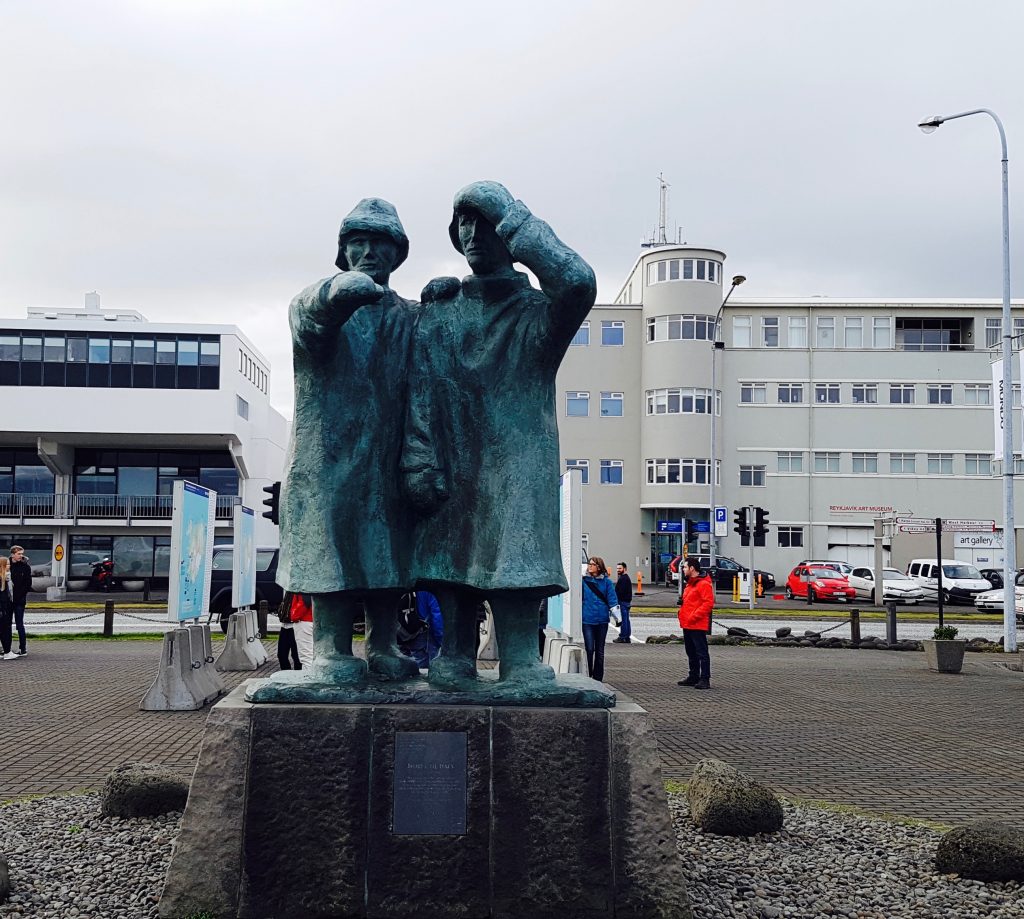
657 173 670 245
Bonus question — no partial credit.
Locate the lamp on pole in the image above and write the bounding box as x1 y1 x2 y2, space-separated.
708 274 746 570
918 108 1016 653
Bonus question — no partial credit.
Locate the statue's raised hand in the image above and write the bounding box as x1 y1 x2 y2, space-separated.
453 180 515 227
312 271 385 327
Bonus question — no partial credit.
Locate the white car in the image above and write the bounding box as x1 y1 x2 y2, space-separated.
974 585 1024 612
847 566 925 604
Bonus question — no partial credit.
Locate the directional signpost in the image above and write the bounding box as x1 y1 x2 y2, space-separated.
893 517 996 627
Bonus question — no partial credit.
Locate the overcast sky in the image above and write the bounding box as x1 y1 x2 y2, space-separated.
2 0 1022 414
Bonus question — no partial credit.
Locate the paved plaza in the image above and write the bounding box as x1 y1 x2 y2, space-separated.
1 640 1022 825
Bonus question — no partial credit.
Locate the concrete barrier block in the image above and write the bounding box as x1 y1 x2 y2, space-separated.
187 624 225 703
139 629 209 711
543 637 567 667
215 612 260 672
556 643 585 674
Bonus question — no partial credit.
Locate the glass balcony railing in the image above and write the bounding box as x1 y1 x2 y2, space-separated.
0 493 240 522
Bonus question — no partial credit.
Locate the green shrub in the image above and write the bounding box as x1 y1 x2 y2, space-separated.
933 625 959 640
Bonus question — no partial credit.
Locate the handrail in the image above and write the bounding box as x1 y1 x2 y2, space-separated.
0 492 240 522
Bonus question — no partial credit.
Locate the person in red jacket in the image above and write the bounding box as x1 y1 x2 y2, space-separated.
677 556 714 689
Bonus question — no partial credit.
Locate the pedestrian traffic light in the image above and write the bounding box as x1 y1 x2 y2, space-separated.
684 519 697 543
733 507 749 546
754 506 770 539
262 481 281 526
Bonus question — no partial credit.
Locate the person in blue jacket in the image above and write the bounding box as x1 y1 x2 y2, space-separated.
581 556 618 682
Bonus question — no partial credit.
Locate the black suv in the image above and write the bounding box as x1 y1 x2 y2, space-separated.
207 544 284 633
691 555 776 592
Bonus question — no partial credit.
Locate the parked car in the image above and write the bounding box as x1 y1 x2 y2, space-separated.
798 559 854 578
974 573 1024 611
847 566 925 604
785 564 857 602
979 568 1004 589
905 558 992 605
208 544 284 633
685 555 776 592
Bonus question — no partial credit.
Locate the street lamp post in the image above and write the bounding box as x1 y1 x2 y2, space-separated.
918 109 1017 653
709 274 746 570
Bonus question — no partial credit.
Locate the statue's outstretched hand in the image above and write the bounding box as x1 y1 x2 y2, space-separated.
403 468 449 517
316 271 384 323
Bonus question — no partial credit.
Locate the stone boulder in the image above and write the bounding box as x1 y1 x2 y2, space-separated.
935 819 1024 881
687 758 783 837
100 762 189 818
726 627 750 638
775 627 792 638
0 852 9 903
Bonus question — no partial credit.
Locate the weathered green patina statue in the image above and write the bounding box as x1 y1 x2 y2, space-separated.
402 181 597 690
271 198 420 687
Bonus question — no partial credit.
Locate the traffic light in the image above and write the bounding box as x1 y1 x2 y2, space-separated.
262 481 281 526
684 519 697 543
754 507 770 538
733 507 749 546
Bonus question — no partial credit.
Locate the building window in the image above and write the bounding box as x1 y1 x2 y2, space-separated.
788 316 808 348
844 317 864 348
739 465 766 487
852 452 878 474
566 391 590 417
570 322 590 346
927 453 953 475
778 526 804 548
851 383 878 404
966 453 992 475
646 387 719 415
814 451 840 473
815 316 836 348
740 382 767 404
890 452 916 474
566 459 589 485
964 384 991 405
601 320 624 346
236 395 249 420
814 383 840 404
733 316 751 348
889 384 915 404
778 383 804 404
599 459 623 485
986 318 1002 349
896 318 967 351
600 392 624 417
762 317 780 348
777 451 803 473
1015 385 1022 408
927 384 952 405
646 314 717 342
645 458 715 485
647 258 722 286
872 317 892 349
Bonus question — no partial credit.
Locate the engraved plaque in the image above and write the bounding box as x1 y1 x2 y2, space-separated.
392 731 468 835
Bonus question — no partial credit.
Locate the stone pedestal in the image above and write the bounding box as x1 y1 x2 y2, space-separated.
160 685 691 919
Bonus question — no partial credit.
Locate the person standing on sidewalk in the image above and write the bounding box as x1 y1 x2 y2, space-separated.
8 546 31 659
582 556 618 682
0 557 15 660
612 562 633 643
677 557 714 689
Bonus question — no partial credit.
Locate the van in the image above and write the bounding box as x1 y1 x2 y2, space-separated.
906 558 992 604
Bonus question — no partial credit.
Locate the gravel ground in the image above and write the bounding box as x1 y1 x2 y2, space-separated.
0 795 178 919
1 792 1021 917
669 792 1023 919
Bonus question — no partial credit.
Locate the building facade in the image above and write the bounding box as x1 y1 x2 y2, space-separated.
0 296 288 590
556 244 1024 584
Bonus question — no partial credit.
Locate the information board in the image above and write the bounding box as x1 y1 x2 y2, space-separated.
168 481 217 623
231 505 257 608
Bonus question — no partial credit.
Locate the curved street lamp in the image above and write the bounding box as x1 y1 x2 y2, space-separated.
708 274 746 571
918 108 1016 653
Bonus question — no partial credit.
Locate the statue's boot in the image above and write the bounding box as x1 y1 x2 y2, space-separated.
491 592 559 688
427 652 479 690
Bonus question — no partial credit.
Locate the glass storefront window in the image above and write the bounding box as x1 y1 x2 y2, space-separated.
113 536 155 577
14 465 55 494
118 466 158 496
199 467 239 496
70 535 112 578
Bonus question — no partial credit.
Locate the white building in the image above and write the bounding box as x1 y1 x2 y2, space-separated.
0 294 288 590
556 244 1024 584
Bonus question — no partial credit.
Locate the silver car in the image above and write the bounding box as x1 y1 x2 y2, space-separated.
847 566 925 604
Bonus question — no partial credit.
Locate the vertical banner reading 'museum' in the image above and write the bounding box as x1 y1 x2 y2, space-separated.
546 468 583 642
232 505 257 609
992 358 1005 457
168 481 217 623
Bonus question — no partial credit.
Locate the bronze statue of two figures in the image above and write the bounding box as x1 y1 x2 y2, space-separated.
247 181 605 705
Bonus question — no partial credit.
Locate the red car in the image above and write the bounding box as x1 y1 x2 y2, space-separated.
785 564 857 602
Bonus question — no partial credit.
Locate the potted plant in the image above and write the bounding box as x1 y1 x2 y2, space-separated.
923 625 967 673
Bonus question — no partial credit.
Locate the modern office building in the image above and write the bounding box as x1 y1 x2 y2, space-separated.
556 244 1024 584
0 294 289 591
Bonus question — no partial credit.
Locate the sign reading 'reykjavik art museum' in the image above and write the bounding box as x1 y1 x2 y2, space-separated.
547 468 583 642
168 481 217 623
232 505 257 609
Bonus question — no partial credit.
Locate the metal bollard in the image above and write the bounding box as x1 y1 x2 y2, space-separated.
103 599 115 637
143 578 151 601
886 601 898 644
849 607 860 643
257 600 269 639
